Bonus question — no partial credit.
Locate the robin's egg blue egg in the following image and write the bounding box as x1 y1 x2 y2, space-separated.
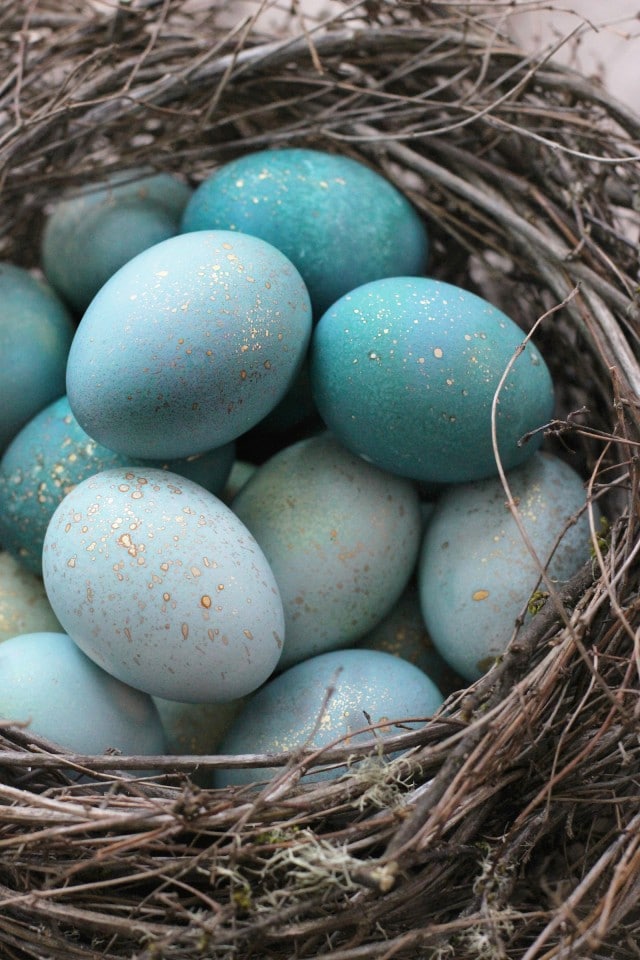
0 631 166 758
180 147 429 318
0 395 235 576
0 262 75 455
310 277 555 484
232 432 423 670
41 170 192 314
212 647 444 787
66 230 312 459
0 553 62 642
417 452 601 681
41 468 284 703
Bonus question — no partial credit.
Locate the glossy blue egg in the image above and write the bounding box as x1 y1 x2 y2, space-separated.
310 277 555 484
181 148 429 318
66 230 312 459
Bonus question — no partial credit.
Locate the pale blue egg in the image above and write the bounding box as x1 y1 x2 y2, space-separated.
417 452 600 681
181 147 429 318
232 432 423 669
0 553 62 643
0 631 166 757
310 277 555 484
213 647 444 787
0 262 75 454
0 395 235 576
41 468 284 703
66 230 312 459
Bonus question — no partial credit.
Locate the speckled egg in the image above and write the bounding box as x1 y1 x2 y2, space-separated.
66 230 312 459
41 170 192 313
180 147 429 318
232 432 423 670
0 262 75 455
41 468 284 702
310 277 555 484
0 631 166 757
0 552 62 642
0 395 235 576
213 647 444 786
417 452 600 681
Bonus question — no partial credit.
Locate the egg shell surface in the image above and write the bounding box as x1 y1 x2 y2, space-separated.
232 432 423 669
417 452 600 681
41 467 284 702
0 262 75 455
310 277 555 484
66 230 312 459
0 552 62 642
0 395 235 576
42 170 192 313
0 631 166 757
180 147 429 318
213 647 444 787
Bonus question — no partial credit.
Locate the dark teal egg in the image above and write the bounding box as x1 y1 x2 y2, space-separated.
417 452 600 681
66 230 312 459
181 147 429 317
310 277 555 484
0 395 235 576
212 648 444 787
0 263 75 455
41 170 192 313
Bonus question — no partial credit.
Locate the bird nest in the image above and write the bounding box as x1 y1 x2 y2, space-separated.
1 2 639 958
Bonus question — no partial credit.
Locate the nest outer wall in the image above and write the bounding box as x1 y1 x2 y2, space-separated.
0 2 639 958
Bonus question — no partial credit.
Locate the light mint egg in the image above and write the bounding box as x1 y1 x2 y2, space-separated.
212 647 444 787
231 432 423 670
181 147 429 318
417 452 600 681
310 277 555 484
0 631 166 757
0 552 62 642
66 230 312 459
41 468 285 703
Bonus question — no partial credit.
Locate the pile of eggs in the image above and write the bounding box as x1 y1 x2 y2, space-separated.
0 149 597 785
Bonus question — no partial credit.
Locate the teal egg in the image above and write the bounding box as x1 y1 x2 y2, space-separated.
0 632 166 757
310 277 555 484
232 432 423 670
417 452 600 681
66 230 312 459
0 262 75 455
0 552 62 642
213 648 444 787
41 170 192 313
181 147 429 317
0 395 235 576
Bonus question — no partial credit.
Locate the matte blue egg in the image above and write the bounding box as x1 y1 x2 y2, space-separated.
310 277 555 484
0 395 235 575
42 468 284 703
181 147 429 317
0 632 166 757
0 262 75 455
66 230 312 459
213 647 444 787
417 452 600 681
41 170 192 313
232 432 423 669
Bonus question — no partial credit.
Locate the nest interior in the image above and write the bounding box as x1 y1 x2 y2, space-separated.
0 2 639 958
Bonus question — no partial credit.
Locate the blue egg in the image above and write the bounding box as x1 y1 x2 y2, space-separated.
417 452 600 681
0 632 166 758
181 148 429 318
213 648 444 787
0 262 75 455
232 432 423 669
0 395 236 575
0 552 62 642
41 170 192 313
66 230 312 459
310 277 555 484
